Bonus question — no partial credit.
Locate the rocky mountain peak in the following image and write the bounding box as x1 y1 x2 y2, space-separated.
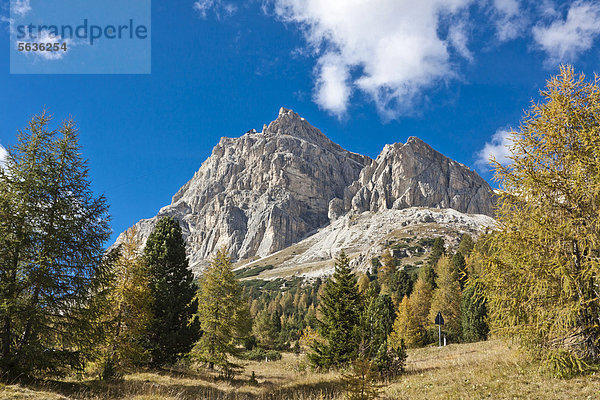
346 136 496 216
261 107 343 152
116 109 495 274
117 108 371 272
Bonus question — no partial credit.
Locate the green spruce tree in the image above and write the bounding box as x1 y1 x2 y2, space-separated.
427 237 445 267
460 285 488 343
361 291 395 358
451 252 467 289
309 251 362 369
457 234 475 258
389 268 414 303
144 217 200 366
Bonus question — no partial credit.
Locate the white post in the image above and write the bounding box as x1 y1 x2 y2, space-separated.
438 324 441 347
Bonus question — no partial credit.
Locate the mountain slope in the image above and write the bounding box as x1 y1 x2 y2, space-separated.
237 207 495 279
116 108 496 274
116 108 370 271
343 137 495 217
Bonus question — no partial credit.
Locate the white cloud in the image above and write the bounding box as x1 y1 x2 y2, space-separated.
491 0 527 41
193 0 237 19
533 1 600 63
246 0 600 117
476 128 514 169
0 145 7 169
314 54 351 116
11 0 31 17
448 22 473 62
272 0 475 118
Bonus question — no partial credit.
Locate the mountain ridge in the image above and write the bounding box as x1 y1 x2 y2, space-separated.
115 108 496 274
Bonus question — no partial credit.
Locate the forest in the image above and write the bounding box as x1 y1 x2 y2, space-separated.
1 66 599 399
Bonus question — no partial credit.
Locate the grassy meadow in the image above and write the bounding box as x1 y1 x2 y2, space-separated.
1 340 598 400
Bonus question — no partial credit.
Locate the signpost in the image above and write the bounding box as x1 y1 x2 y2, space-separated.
435 312 444 347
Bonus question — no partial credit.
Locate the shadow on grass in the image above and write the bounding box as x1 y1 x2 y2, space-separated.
11 370 345 400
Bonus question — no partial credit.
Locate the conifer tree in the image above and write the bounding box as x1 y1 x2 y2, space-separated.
0 111 111 377
379 250 396 294
420 264 437 290
408 277 433 344
460 285 488 343
480 66 600 375
144 217 200 366
195 248 251 370
457 234 475 258
100 227 152 379
309 251 362 369
360 291 395 358
389 296 423 348
428 256 462 341
253 310 275 348
342 358 380 400
427 237 445 267
389 268 414 304
452 252 467 289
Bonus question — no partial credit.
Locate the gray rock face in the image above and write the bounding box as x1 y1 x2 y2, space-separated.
344 137 496 216
116 108 370 271
116 109 496 274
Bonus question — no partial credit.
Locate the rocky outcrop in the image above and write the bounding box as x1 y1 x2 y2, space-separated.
241 207 496 279
115 108 370 271
116 108 496 274
343 137 495 217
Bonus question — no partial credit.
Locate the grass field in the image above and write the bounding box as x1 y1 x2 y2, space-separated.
1 340 598 399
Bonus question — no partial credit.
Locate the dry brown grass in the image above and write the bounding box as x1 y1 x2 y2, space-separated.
383 340 600 400
1 340 598 400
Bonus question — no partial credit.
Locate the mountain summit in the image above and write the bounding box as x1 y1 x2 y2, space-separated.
118 108 370 270
344 136 495 216
116 108 495 273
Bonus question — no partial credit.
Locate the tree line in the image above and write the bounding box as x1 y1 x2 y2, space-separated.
2 65 599 382
0 108 487 383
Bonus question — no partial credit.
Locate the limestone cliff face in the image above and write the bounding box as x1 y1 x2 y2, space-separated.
342 137 495 217
116 109 496 273
117 108 370 271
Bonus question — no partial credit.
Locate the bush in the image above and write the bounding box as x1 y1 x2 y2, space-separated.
244 335 258 350
240 348 282 361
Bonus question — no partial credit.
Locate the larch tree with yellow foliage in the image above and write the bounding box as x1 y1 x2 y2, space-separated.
389 276 432 348
389 295 423 348
428 256 462 341
195 248 251 373
480 66 600 377
100 227 152 379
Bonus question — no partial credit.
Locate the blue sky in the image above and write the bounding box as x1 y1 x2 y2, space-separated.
1 0 600 243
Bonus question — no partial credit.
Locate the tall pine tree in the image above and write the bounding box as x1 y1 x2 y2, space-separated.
428 256 462 341
457 234 475 258
144 217 200 366
195 248 251 371
0 111 111 377
99 227 152 379
309 251 362 369
481 66 600 375
460 285 488 343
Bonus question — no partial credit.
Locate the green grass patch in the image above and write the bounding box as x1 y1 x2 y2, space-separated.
234 265 274 279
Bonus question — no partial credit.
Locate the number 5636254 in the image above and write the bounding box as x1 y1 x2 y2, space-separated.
18 42 68 52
